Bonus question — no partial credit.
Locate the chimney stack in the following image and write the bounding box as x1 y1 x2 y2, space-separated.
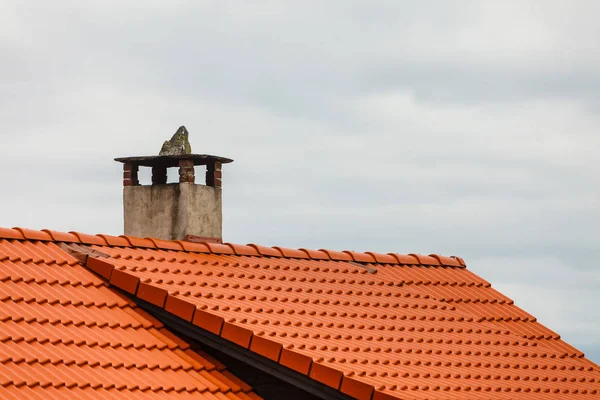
115 128 232 242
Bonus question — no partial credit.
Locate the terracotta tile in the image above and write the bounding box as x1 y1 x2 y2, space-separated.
372 390 404 400
221 322 253 348
204 243 235 255
206 369 240 392
0 228 23 240
119 236 156 248
175 349 212 371
109 268 140 294
0 242 260 398
343 251 376 263
430 254 462 267
225 243 260 257
146 238 183 251
2 240 33 263
249 335 282 361
96 234 130 247
272 247 309 259
279 349 312 375
319 249 353 261
309 361 343 389
193 309 224 335
361 252 395 264
176 240 212 253
298 248 330 260
25 241 59 265
5 228 599 400
409 253 441 266
164 295 196 322
340 375 374 400
454 256 467 266
136 282 167 307
69 232 107 246
85 257 114 280
41 230 80 243
121 247 600 398
388 253 420 265
12 227 52 241
246 244 281 257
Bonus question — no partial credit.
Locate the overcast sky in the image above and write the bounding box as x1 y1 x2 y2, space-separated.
1 1 599 363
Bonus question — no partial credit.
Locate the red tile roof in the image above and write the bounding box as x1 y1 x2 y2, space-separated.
0 233 262 399
1 226 599 399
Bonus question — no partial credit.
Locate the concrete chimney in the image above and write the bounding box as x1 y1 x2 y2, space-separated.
114 154 233 242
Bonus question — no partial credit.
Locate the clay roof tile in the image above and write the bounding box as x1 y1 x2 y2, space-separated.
13 227 52 241
3 226 598 400
0 227 24 240
0 238 260 398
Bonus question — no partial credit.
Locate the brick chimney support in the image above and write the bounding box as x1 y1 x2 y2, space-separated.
123 163 139 187
206 161 222 187
178 160 195 183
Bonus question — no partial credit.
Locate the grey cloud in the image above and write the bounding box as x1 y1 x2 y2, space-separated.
6 1 600 124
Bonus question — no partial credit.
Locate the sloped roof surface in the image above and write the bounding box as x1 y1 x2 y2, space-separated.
0 230 261 399
1 227 599 399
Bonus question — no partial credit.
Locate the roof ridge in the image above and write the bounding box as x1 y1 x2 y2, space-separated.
0 226 467 268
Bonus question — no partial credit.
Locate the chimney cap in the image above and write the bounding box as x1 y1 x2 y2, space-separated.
114 154 233 168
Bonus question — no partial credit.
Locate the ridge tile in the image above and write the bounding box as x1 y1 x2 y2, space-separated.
247 244 281 257
319 249 352 261
137 282 168 307
249 335 282 362
13 227 51 241
272 247 309 259
408 253 441 265
0 228 24 240
221 322 253 348
279 349 312 375
96 234 130 247
176 240 211 253
309 362 343 389
388 253 420 265
69 232 107 246
227 243 260 257
118 236 156 248
42 230 80 243
340 375 375 400
299 248 330 260
193 309 224 335
146 238 183 251
204 242 235 255
164 295 196 322
343 251 376 263
365 251 398 264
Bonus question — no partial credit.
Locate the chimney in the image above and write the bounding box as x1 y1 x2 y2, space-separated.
115 127 232 242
